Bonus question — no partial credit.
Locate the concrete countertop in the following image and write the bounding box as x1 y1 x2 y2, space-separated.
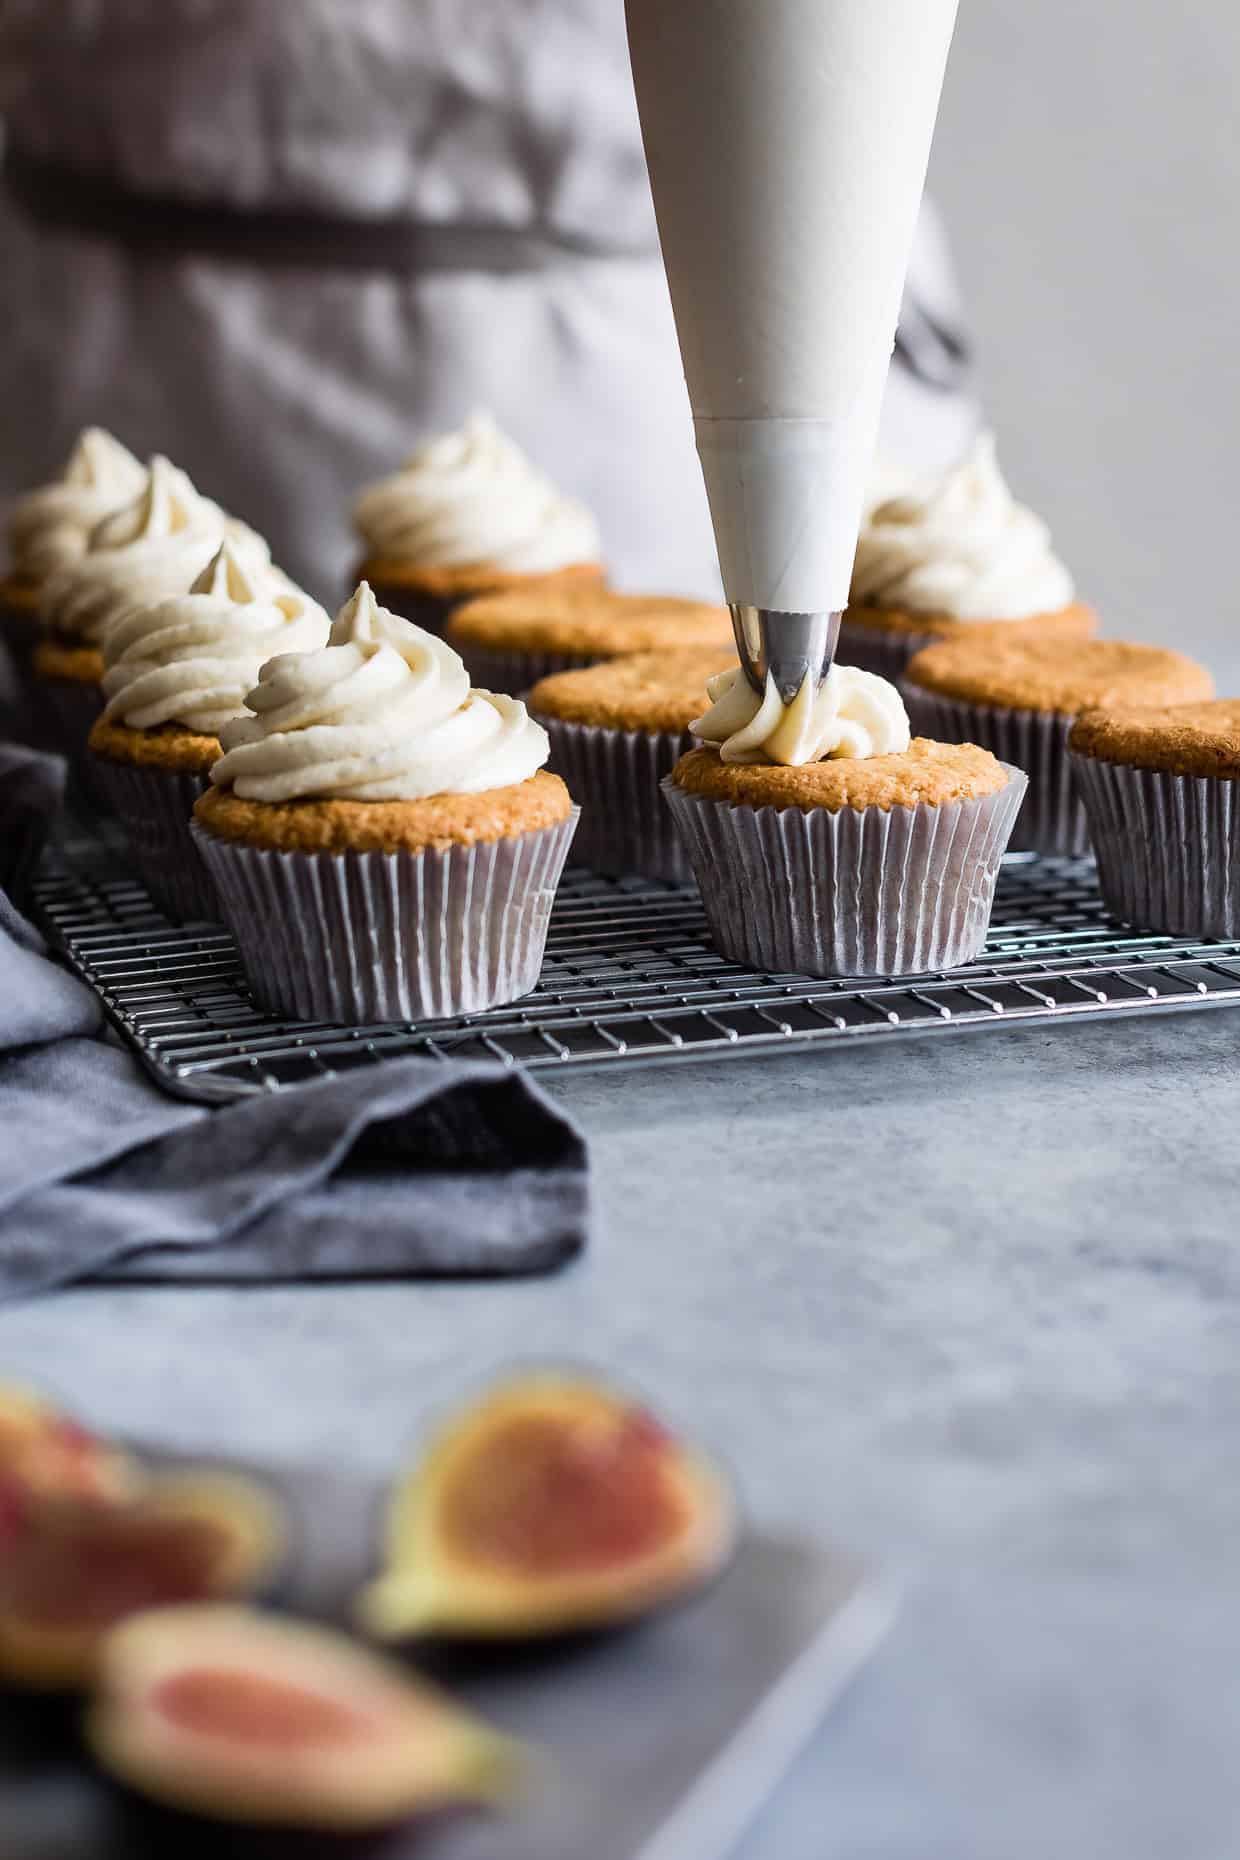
3 1007 1239 1857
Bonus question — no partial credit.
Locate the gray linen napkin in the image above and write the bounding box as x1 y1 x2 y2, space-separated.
0 743 589 1297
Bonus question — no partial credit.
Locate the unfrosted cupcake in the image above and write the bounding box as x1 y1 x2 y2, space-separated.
351 412 605 635
1069 700 1240 938
193 584 578 1024
843 434 1096 680
88 542 329 920
447 587 732 696
1 429 146 730
35 456 271 760
663 665 1025 978
904 634 1214 855
527 647 736 880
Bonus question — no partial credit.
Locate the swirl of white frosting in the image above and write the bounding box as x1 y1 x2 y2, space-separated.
351 412 602 574
211 583 550 802
692 664 911 766
39 456 271 648
8 429 147 582
100 542 330 736
850 433 1075 621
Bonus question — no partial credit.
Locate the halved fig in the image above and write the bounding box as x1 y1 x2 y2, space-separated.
358 1375 736 1641
87 1604 522 1829
0 1382 138 1546
0 1471 286 1688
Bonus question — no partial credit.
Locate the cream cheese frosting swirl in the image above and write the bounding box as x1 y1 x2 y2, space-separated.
850 433 1075 621
101 542 329 736
352 412 602 574
211 583 550 802
692 664 911 766
40 456 271 648
8 429 146 583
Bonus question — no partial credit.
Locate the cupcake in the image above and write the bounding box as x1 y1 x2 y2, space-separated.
904 634 1214 855
351 412 606 635
1069 700 1240 938
446 586 733 696
87 542 329 920
192 584 578 1024
1 429 146 730
843 434 1096 680
527 647 736 880
34 456 271 764
663 664 1026 977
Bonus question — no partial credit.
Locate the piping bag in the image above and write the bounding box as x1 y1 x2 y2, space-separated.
625 0 960 704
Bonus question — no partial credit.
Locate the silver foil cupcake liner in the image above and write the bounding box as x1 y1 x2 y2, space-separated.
901 688 1088 856
452 644 600 698
531 713 695 881
837 618 942 682
91 756 217 922
192 810 580 1025
661 765 1027 978
1070 752 1240 938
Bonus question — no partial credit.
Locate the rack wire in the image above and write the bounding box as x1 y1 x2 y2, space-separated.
34 824 1240 1104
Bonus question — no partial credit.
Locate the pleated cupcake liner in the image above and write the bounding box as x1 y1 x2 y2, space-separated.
192 810 580 1025
0 605 58 750
91 755 217 922
1070 752 1240 939
531 712 695 881
901 687 1088 856
452 643 600 699
837 619 943 682
365 579 459 640
37 677 108 803
660 765 1027 978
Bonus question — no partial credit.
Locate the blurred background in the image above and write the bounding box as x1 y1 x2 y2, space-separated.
0 0 1236 672
931 0 1239 682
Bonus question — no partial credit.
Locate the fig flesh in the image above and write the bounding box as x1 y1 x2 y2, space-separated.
87 1604 522 1829
0 1383 137 1546
0 1471 285 1688
359 1376 735 1640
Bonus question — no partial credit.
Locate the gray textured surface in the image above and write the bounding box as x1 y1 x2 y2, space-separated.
4 1009 1240 1856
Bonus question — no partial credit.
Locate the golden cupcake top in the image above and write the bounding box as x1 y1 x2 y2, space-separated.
447 588 731 660
842 602 1096 645
1069 699 1240 779
672 739 1010 813
528 648 738 735
194 770 573 856
906 635 1214 715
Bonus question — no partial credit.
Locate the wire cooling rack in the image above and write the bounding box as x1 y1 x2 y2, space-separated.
33 822 1240 1104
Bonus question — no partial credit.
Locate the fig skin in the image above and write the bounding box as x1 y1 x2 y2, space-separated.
358 1375 736 1642
0 1383 138 1545
0 1472 286 1689
87 1604 523 1830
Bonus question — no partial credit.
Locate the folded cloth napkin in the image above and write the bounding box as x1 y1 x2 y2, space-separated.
0 743 589 1298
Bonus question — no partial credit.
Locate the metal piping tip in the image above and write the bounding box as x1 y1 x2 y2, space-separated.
729 605 843 706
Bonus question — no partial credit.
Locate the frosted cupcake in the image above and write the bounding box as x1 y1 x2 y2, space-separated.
904 634 1214 855
351 412 605 636
2 429 146 727
1070 700 1240 938
842 434 1096 680
193 584 578 1024
662 664 1026 977
35 456 271 759
447 587 732 696
88 542 329 920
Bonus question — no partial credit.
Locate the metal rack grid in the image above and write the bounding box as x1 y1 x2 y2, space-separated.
33 825 1240 1105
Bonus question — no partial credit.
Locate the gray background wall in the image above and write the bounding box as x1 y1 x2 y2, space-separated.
928 1 1239 685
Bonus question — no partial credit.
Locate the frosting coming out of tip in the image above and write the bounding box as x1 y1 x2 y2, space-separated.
850 433 1075 621
211 582 550 802
692 663 911 766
